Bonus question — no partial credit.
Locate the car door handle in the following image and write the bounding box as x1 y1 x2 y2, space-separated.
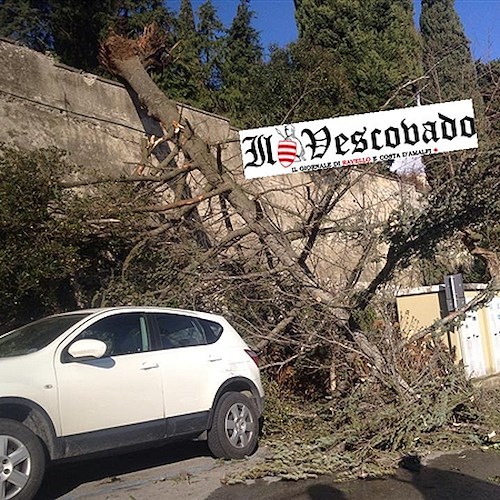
140 362 159 370
209 355 222 362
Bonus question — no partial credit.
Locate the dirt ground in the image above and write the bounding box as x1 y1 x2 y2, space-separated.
35 442 500 500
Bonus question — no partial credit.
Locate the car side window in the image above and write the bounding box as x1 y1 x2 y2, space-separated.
73 313 148 357
198 318 223 344
153 314 208 349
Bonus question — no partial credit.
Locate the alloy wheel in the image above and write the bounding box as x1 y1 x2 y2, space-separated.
224 402 255 448
0 435 31 500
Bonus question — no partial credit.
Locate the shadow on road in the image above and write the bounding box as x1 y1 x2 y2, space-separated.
35 447 500 500
207 454 500 499
307 484 348 499
394 455 500 499
206 479 349 500
35 440 211 499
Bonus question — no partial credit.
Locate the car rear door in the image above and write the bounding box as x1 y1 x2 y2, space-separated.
148 313 226 428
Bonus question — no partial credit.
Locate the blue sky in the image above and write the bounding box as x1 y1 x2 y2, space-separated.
172 0 500 62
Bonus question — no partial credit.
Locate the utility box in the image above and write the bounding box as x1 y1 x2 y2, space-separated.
396 284 500 379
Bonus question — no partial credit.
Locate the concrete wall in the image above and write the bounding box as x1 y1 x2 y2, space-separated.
0 38 232 175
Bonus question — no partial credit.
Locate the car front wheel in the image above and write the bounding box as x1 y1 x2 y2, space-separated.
0 419 46 500
207 392 259 459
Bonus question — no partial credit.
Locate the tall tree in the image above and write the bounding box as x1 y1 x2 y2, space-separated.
154 0 204 104
420 0 488 185
0 0 52 52
293 0 422 115
420 0 480 104
216 0 263 122
178 0 195 34
419 0 494 284
241 44 298 126
236 42 352 127
197 0 223 98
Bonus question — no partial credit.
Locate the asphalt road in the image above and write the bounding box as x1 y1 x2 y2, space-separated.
35 444 500 500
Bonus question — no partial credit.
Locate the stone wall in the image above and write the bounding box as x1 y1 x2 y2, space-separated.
0 38 233 174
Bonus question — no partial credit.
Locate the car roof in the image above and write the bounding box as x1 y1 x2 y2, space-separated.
53 306 224 322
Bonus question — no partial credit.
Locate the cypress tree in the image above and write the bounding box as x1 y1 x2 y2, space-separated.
217 0 263 122
177 0 203 101
178 0 195 35
419 0 495 284
154 0 203 104
420 0 488 185
293 0 422 114
420 0 480 104
197 0 223 95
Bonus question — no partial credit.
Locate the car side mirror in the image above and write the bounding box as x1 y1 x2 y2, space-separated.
68 339 107 360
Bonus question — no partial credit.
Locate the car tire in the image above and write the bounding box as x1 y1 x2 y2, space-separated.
207 392 259 459
0 418 46 500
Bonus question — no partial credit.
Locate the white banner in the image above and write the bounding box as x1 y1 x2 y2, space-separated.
240 100 478 179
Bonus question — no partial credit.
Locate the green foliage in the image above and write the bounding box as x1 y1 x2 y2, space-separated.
95 230 205 309
197 0 223 94
50 0 114 71
0 0 52 51
420 0 479 104
0 146 158 328
229 344 485 482
420 0 489 187
477 59 500 142
259 378 320 439
0 146 80 324
351 306 379 333
381 149 499 279
154 0 204 104
215 0 263 121
233 42 353 127
0 0 173 73
178 0 195 34
294 0 422 115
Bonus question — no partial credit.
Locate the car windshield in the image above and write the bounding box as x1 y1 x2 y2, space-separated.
0 313 92 358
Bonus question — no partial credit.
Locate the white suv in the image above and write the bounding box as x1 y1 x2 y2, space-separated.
0 307 264 500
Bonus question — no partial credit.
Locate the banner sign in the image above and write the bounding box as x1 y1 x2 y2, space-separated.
240 99 478 179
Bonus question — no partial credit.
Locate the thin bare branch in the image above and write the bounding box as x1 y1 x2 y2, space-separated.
133 183 231 213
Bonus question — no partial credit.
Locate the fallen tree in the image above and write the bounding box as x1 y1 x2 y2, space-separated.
96 25 499 399
2 22 499 480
